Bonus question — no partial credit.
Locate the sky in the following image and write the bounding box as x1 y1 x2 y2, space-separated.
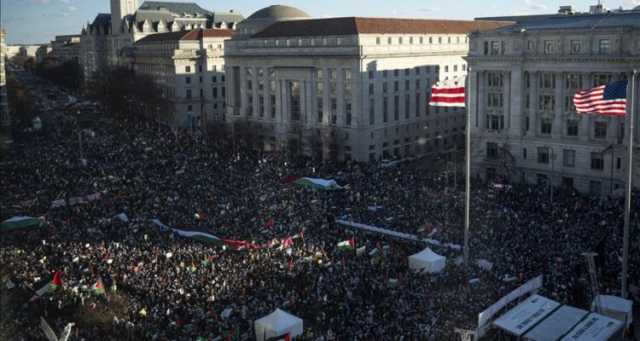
1 0 639 44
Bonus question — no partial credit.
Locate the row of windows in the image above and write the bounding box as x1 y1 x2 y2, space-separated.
483 38 613 56
486 143 622 171
376 35 468 46
184 74 225 85
487 114 622 140
368 64 466 79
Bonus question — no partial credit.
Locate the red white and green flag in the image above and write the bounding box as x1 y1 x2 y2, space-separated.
337 238 355 251
30 271 62 301
92 279 106 296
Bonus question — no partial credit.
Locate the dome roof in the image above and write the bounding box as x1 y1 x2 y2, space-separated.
247 5 310 20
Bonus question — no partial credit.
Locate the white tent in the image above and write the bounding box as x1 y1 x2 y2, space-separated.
593 295 633 328
408 248 446 273
254 309 303 341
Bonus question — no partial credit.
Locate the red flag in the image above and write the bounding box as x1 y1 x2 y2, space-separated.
51 271 62 287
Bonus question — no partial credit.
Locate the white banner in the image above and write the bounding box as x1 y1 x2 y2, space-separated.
475 275 543 339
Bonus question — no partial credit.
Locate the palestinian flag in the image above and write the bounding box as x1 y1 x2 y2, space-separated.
1 216 42 232
337 238 355 251
294 177 342 190
173 229 222 245
92 279 106 296
30 271 62 301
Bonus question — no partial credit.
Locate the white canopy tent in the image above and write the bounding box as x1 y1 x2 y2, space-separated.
254 309 303 341
593 295 633 328
408 248 446 273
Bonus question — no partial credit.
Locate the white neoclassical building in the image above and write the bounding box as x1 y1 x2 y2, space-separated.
467 8 640 195
79 0 243 82
225 5 507 162
131 28 232 127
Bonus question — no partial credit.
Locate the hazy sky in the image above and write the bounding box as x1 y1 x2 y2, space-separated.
1 0 639 44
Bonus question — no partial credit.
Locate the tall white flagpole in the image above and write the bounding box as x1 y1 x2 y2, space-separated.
622 70 637 298
463 70 472 267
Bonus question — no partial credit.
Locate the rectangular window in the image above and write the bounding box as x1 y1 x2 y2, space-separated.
383 82 388 94
186 89 192 99
537 147 550 164
541 118 552 135
317 98 323 123
394 96 400 121
213 87 218 99
405 94 410 119
487 142 498 159
383 97 388 123
570 40 581 54
544 40 554 54
346 101 352 126
567 120 578 136
185 66 191 73
591 152 604 170
487 72 503 87
330 98 337 124
270 95 276 118
369 99 375 125
563 149 575 167
416 93 421 117
598 39 610 54
488 93 504 108
565 74 582 89
564 96 576 112
186 76 191 84
595 122 607 139
369 83 374 95
538 95 555 111
259 96 265 117
540 73 556 89
523 148 527 159
486 114 504 130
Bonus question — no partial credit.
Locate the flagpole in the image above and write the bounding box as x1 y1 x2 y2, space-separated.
463 69 472 268
622 69 637 298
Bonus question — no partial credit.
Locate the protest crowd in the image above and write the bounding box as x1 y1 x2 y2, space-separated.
1 79 638 341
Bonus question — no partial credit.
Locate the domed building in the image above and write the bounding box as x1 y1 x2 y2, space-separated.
224 5 508 162
234 5 310 39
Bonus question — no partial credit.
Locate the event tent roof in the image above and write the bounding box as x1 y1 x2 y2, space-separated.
254 309 303 341
523 305 588 341
493 294 560 336
560 313 624 341
408 248 446 273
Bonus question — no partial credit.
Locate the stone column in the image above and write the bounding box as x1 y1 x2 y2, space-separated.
552 72 564 138
468 70 479 131
478 71 486 130
579 73 591 142
508 68 523 137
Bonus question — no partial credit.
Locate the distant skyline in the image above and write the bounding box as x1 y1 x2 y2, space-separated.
1 0 639 44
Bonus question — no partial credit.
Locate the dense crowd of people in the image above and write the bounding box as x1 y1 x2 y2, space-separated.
1 78 638 340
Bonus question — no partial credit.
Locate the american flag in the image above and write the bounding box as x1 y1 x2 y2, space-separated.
573 80 628 116
429 77 466 107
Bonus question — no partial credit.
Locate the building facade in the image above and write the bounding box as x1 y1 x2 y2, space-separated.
467 9 640 195
50 35 82 64
80 0 242 82
0 28 9 132
225 5 507 162
131 28 232 127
